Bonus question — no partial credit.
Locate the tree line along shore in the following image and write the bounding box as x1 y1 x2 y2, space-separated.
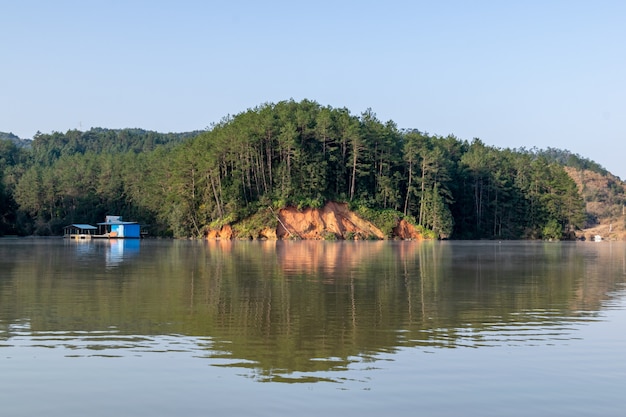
1 99 624 240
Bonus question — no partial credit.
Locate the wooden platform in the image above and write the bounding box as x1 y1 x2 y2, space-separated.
66 234 93 240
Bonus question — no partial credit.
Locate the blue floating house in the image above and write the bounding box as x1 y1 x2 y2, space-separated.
97 215 141 238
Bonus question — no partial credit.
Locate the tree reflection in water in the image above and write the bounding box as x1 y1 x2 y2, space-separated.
0 239 624 383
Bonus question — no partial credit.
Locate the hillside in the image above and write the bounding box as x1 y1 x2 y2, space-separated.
0 100 617 240
564 167 626 240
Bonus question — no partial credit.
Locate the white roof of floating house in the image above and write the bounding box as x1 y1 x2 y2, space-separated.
97 215 138 225
65 224 97 230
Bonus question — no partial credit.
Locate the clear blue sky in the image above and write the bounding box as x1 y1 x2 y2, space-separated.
2 1 625 178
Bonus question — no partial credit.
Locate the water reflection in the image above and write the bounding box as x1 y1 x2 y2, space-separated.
1 239 625 383
62 238 141 267
105 239 140 267
2 319 211 358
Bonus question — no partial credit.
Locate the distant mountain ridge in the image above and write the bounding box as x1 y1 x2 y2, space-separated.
0 131 31 147
2 128 204 151
538 147 611 178
29 127 203 161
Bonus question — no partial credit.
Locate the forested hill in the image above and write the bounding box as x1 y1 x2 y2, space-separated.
538 147 611 177
29 128 202 164
564 166 626 240
535 147 626 239
0 131 31 148
0 100 622 239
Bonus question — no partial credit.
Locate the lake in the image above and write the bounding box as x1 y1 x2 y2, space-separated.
1 239 625 416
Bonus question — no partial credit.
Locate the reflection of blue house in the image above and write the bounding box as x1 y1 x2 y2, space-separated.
106 239 141 267
97 215 141 238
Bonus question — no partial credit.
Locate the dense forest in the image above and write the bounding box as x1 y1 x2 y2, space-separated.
1 99 617 240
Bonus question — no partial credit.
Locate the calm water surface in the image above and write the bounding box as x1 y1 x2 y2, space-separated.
1 239 625 416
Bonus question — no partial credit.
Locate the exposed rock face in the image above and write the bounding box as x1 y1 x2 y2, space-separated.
258 227 277 240
392 219 424 240
277 201 385 240
206 224 233 239
205 201 425 240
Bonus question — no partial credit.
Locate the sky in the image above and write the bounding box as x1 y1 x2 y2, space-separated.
2 0 625 178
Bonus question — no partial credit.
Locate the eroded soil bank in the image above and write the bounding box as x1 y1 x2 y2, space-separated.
206 201 424 240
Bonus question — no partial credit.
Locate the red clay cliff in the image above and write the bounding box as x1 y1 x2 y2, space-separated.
206 202 424 240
